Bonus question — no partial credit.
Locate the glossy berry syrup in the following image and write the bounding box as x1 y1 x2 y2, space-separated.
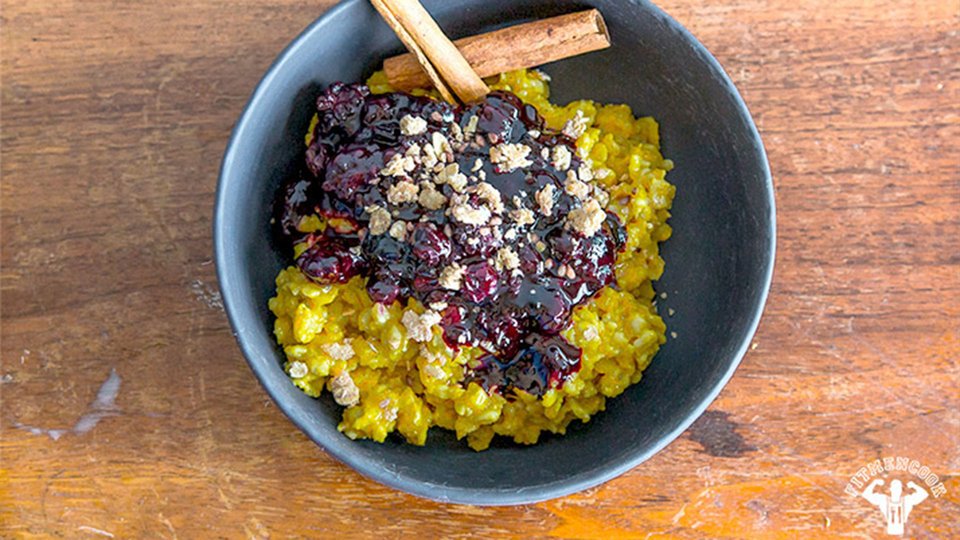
277 83 625 398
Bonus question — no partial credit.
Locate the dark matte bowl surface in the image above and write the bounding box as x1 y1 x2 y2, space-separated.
214 0 774 505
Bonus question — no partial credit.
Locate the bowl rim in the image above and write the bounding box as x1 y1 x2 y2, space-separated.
214 0 776 505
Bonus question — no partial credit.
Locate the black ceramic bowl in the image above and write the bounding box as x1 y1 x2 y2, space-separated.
215 0 774 504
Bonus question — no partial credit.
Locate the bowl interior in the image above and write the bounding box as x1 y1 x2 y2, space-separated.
215 0 774 504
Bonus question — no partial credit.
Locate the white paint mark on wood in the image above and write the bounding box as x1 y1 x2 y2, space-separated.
13 368 121 440
190 279 224 311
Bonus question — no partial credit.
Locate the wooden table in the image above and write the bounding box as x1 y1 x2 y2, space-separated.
2 0 957 537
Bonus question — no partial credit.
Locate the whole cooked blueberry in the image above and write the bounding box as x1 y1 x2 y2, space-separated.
296 238 365 283
461 261 499 303
410 223 451 266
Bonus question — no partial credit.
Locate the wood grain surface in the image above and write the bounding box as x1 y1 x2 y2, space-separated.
2 0 958 538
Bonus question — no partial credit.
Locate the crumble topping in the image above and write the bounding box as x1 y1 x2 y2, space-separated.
402 309 442 343
577 161 595 182
387 179 419 205
489 143 532 172
382 153 416 177
435 163 468 192
288 361 309 378
380 398 398 422
535 184 557 217
566 198 606 237
365 204 392 235
495 246 520 271
451 202 492 226
562 110 590 139
330 371 360 406
551 145 572 171
418 182 447 210
388 220 408 241
471 182 505 214
564 171 591 200
439 262 465 291
399 114 428 136
321 340 355 361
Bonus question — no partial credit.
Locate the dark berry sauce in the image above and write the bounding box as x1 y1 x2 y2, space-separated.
277 83 625 397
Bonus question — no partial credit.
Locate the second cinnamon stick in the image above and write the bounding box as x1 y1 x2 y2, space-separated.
383 9 611 91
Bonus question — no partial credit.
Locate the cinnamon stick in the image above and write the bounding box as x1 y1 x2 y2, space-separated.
384 9 611 91
371 0 489 104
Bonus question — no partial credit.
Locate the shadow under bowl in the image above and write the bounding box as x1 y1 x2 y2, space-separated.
214 0 775 505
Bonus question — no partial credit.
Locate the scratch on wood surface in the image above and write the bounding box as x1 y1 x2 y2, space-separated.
158 513 178 540
12 368 121 440
243 516 271 539
77 525 115 537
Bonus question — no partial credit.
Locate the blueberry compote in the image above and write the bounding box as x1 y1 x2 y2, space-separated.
277 82 625 398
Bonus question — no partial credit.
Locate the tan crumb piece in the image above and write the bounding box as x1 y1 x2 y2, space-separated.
535 183 557 217
418 183 447 210
510 207 535 226
365 204 391 235
450 122 463 141
389 220 407 241
435 163 467 192
380 398 398 422
566 198 606 237
450 200 492 226
399 114 428 136
593 185 610 207
751 341 759 350
668 308 676 316
321 340 355 361
504 228 518 240
582 327 599 341
428 301 448 311
401 309 441 343
404 143 421 158
419 344 443 364
495 246 520 271
463 115 479 136
439 262 465 291
540 147 550 160
660 292 668 299
577 161 594 182
670 331 678 339
422 363 446 380
471 158 483 172
472 182 505 214
562 110 590 139
387 180 419 205
490 143 533 172
564 171 591 199
551 145 572 171
330 371 360 407
421 143 439 169
288 361 309 378
431 132 452 158
382 153 415 177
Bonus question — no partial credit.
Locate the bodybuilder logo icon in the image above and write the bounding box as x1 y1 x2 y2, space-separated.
860 479 928 536
844 456 946 536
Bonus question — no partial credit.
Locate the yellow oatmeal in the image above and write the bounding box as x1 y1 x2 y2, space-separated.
269 69 674 450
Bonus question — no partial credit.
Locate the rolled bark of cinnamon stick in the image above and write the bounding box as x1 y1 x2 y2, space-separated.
383 9 611 91
372 0 489 103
